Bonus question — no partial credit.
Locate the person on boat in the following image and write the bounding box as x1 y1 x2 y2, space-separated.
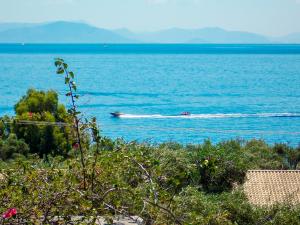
181 112 191 116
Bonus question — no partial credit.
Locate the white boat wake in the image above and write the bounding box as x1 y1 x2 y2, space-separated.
116 113 300 119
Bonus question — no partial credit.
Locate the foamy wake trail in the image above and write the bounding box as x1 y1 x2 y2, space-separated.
118 113 300 119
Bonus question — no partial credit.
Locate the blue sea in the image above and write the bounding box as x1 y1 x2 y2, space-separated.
0 44 300 146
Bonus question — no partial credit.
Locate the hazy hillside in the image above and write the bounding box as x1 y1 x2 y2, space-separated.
0 23 38 32
0 21 134 43
116 27 269 43
0 21 300 43
271 32 300 43
186 27 269 43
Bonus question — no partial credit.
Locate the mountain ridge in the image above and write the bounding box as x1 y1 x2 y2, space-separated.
0 21 134 43
0 21 299 43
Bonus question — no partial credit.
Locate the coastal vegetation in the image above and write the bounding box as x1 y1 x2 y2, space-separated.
0 59 300 224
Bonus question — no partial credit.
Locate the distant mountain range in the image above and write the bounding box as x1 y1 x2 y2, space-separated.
0 22 134 43
0 21 299 44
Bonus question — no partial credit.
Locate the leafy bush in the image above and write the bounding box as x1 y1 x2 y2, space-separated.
188 140 248 193
0 134 29 160
0 116 13 139
2 145 299 225
273 143 300 169
13 89 72 157
243 139 284 169
171 187 232 225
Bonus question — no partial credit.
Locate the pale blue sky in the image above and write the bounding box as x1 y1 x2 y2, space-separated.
0 0 300 36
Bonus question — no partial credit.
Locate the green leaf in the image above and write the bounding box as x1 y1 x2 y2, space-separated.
74 95 79 99
63 63 68 69
69 71 75 79
55 58 64 62
57 68 64 74
72 85 77 91
54 61 62 67
65 77 70 84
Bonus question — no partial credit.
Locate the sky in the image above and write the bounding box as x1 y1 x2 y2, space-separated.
0 0 300 36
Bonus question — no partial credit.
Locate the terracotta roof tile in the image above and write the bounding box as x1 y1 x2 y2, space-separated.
244 170 300 206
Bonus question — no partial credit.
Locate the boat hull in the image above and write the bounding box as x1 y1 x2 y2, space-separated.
110 112 123 117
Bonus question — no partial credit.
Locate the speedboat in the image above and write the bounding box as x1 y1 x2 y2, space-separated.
180 112 191 116
110 112 124 117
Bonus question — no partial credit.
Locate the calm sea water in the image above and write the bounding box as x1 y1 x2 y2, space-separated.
0 44 300 145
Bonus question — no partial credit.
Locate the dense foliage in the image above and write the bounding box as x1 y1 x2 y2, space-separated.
7 89 72 157
1 59 300 224
1 140 300 224
0 134 29 160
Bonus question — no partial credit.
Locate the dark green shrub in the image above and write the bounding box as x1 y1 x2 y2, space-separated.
13 89 72 157
0 116 12 139
216 191 261 225
243 139 283 169
0 134 29 160
264 205 300 225
192 140 248 193
152 146 196 193
273 143 300 169
171 187 232 225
